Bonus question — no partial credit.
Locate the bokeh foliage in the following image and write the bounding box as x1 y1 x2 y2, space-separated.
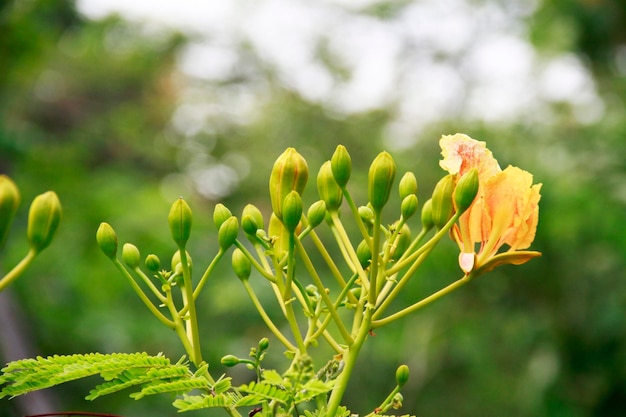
2 0 626 416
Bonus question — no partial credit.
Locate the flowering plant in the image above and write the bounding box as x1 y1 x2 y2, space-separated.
0 134 541 417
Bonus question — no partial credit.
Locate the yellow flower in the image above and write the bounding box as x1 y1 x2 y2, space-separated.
439 134 542 274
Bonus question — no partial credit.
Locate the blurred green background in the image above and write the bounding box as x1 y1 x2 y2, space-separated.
2 0 626 416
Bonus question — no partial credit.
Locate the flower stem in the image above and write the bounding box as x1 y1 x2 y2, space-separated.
0 249 36 292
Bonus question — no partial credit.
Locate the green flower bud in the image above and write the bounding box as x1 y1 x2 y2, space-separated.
258 337 270 352
281 190 302 233
430 175 455 229
317 161 343 212
241 204 264 236
268 213 289 259
169 198 192 248
395 364 409 387
400 194 418 220
389 223 411 262
27 191 61 254
398 172 418 200
122 243 140 269
330 144 351 188
218 216 239 250
0 175 20 249
421 199 434 232
231 248 251 281
307 200 326 228
358 205 375 226
220 354 241 367
145 254 161 272
356 239 372 269
269 148 308 220
171 250 192 274
96 222 118 259
454 168 479 214
368 151 396 212
213 203 233 229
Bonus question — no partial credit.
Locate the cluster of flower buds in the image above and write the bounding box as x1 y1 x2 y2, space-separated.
0 175 62 292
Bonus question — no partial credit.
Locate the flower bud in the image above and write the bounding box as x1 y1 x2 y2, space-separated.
430 175 455 229
421 199 434 232
400 194 418 220
398 172 417 200
27 191 61 254
330 144 351 188
391 392 404 410
241 204 264 236
213 203 232 229
169 198 192 248
281 190 302 233
171 250 192 274
307 200 326 229
96 222 118 259
220 355 241 367
368 151 396 212
269 148 308 220
356 239 372 269
232 248 251 281
145 254 161 272
122 243 140 269
395 364 409 387
218 216 239 250
258 337 270 352
317 161 343 212
454 168 479 214
0 175 20 249
358 205 375 226
268 213 289 259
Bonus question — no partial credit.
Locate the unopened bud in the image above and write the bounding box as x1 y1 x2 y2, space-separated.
368 151 396 212
220 355 241 367
0 175 20 249
171 250 192 274
258 337 270 352
145 254 161 272
281 190 302 233
27 191 61 254
358 205 375 226
169 198 192 248
218 216 239 250
431 175 455 228
317 161 343 212
395 364 409 387
232 248 251 281
96 222 118 259
241 204 264 236
400 194 418 220
269 148 308 220
330 145 351 188
356 240 372 269
454 168 479 213
122 243 140 268
398 172 417 200
268 213 289 259
213 203 233 229
307 200 326 229
421 199 434 232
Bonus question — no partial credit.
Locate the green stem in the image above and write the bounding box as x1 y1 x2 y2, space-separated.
368 211 382 306
295 239 353 346
372 272 474 328
241 279 298 352
192 249 224 300
132 267 167 303
284 233 306 354
178 248 202 365
112 259 174 329
329 212 370 290
0 249 36 292
235 240 276 282
343 188 372 245
325 306 374 417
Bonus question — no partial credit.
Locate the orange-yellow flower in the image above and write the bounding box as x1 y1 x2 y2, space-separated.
439 133 542 274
